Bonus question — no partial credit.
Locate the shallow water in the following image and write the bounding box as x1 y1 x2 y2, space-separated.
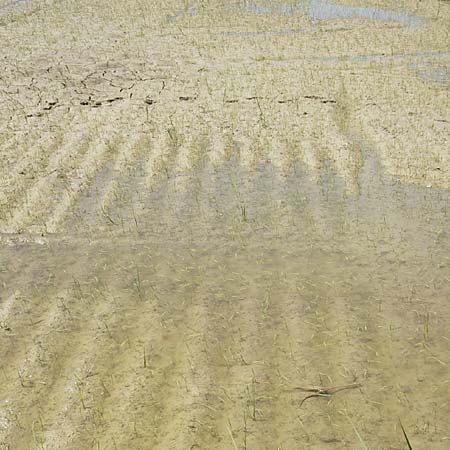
411 61 450 87
0 0 29 12
286 49 450 63
221 27 305 36
168 0 425 27
228 0 425 26
2 1 450 448
2 121 450 450
292 0 424 26
167 6 197 22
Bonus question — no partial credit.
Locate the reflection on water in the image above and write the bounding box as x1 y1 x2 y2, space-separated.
411 62 450 87
167 0 425 27
0 0 29 13
228 0 425 26
294 0 424 26
167 6 197 22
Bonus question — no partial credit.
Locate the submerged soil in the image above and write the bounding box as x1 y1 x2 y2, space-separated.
0 0 450 449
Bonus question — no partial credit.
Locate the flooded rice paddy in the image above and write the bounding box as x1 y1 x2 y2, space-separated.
1 0 450 449
229 0 426 26
171 0 426 26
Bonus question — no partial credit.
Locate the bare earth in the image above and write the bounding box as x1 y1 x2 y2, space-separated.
1 0 450 449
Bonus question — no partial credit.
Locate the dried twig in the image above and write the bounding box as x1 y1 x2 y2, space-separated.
294 383 361 408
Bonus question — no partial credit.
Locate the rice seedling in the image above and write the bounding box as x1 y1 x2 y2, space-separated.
352 425 370 450
399 421 414 450
227 420 239 450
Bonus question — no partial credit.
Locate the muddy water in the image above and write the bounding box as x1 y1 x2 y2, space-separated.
66 134 450 251
1 0 450 448
1 136 450 448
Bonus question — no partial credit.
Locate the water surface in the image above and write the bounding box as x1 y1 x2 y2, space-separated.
229 0 425 26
